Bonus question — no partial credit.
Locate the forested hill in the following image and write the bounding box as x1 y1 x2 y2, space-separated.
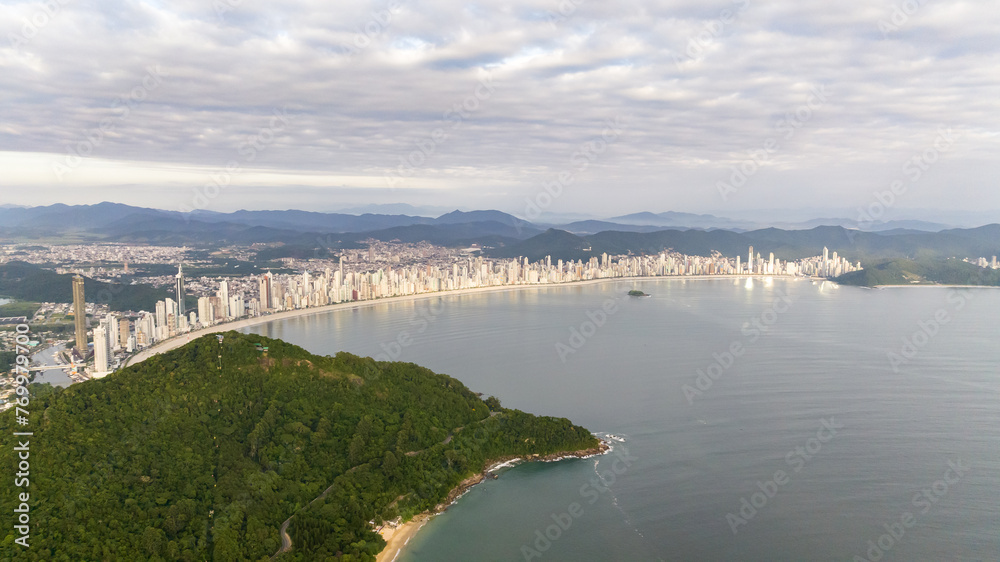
835 257 1000 287
0 333 598 561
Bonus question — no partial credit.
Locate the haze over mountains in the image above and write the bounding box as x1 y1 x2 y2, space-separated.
2 202 998 264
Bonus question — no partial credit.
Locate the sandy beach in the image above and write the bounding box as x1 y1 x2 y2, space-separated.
124 274 799 368
373 440 611 562
377 514 431 562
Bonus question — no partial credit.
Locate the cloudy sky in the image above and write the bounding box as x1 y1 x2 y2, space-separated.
1 0 999 219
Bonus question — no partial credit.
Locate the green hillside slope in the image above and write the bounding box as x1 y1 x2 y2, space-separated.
835 258 1000 287
0 333 598 561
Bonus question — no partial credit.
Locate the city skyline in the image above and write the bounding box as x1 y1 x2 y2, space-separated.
69 245 859 378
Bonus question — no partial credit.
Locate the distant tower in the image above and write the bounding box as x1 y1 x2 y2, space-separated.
175 265 186 328
72 274 87 354
748 246 754 273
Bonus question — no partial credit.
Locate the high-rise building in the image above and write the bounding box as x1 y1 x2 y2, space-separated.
175 264 186 328
229 295 244 318
259 272 273 311
104 313 118 347
118 318 130 349
155 300 167 331
72 274 87 354
93 324 110 376
217 279 230 320
198 296 215 326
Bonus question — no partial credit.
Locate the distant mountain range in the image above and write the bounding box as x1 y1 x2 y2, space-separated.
486 225 1000 263
1 203 997 265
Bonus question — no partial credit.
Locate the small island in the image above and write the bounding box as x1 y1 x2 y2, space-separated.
628 289 649 296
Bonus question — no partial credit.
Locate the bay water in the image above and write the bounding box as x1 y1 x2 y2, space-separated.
245 278 999 561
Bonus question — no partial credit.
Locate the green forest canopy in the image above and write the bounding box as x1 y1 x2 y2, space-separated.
0 332 598 561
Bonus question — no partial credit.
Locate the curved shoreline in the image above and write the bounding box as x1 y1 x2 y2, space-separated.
375 439 611 562
123 274 802 368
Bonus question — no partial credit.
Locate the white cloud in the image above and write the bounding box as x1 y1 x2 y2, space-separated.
0 0 999 217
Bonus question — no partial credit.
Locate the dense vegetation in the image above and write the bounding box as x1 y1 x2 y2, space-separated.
0 262 175 312
0 332 597 561
0 301 41 318
0 350 15 373
835 258 1000 287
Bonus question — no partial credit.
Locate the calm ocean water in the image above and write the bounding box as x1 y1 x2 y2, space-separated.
244 278 1000 561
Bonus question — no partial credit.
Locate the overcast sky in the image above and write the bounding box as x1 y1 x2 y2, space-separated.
1 0 999 219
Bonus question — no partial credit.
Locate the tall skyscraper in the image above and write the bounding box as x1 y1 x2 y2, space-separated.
155 300 167 331
198 296 215 326
106 313 120 350
72 274 87 353
93 324 109 376
259 271 273 311
118 318 130 349
175 264 185 328
217 279 230 320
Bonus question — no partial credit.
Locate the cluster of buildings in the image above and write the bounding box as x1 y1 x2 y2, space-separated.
3 243 189 265
968 256 999 269
57 244 859 378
